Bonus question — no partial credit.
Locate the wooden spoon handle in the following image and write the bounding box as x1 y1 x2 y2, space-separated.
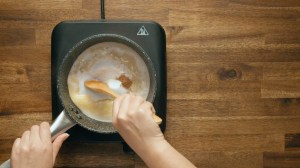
84 80 162 124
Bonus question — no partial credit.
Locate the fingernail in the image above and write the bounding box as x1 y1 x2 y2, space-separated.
65 133 70 138
62 133 70 141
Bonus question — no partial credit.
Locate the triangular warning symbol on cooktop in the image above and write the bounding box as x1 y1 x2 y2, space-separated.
137 26 149 36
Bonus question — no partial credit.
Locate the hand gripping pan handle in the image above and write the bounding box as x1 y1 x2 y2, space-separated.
0 110 76 168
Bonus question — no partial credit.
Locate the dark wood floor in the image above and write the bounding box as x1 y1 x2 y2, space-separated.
1 0 300 167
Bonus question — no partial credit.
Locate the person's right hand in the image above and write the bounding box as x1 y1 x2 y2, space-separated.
113 94 197 168
112 94 165 154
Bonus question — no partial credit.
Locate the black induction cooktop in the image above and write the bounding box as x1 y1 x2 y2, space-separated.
51 20 166 143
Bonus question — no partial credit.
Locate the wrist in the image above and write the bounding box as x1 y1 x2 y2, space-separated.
136 138 170 162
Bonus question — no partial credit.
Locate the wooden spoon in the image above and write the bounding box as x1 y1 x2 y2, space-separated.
84 80 162 124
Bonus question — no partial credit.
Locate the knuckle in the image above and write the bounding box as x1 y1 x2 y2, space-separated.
29 143 34 150
117 115 128 124
31 125 39 130
14 138 20 144
118 115 127 122
21 146 30 154
12 148 20 156
127 111 135 118
137 96 145 101
145 101 152 107
135 96 145 104
41 121 49 127
41 145 50 153
22 130 29 135
141 102 153 111
29 143 38 152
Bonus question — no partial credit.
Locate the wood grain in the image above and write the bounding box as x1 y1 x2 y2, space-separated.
165 134 284 152
263 151 300 168
261 80 300 98
168 98 300 117
1 0 300 167
0 28 35 46
286 134 300 151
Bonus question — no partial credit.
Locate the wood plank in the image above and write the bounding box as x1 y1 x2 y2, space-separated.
0 46 50 63
54 142 134 168
35 28 52 46
178 151 262 168
167 45 300 63
166 25 265 47
105 2 169 25
167 98 300 117
263 151 300 168
168 81 261 100
0 10 39 22
169 8 300 26
166 116 300 135
0 100 50 115
0 9 99 22
82 0 100 10
286 134 300 151
0 28 35 46
0 139 14 154
228 0 300 7
266 31 300 45
0 113 51 140
0 62 49 83
263 62 300 80
0 83 51 102
107 0 201 10
0 0 83 10
0 62 30 83
0 140 135 168
165 134 284 152
55 154 134 168
38 9 99 23
261 80 300 98
134 151 263 168
168 62 262 82
166 26 191 43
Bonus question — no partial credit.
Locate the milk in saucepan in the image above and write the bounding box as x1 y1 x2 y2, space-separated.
67 42 150 122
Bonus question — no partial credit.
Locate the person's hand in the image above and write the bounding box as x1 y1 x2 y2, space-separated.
11 122 69 168
113 94 197 168
112 94 165 154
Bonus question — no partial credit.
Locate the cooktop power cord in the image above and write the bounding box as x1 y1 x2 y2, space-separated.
101 0 105 19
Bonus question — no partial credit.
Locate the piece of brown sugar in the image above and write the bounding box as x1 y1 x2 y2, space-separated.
117 74 132 89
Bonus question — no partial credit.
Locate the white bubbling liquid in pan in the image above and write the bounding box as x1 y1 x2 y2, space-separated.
67 42 150 122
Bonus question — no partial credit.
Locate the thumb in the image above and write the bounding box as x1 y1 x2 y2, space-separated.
52 133 69 162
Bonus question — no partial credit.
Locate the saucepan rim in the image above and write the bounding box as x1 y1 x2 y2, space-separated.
57 34 157 133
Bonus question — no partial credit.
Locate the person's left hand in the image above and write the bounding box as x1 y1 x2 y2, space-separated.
10 122 69 168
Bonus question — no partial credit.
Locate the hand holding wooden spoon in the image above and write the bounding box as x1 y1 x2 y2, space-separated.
84 80 162 124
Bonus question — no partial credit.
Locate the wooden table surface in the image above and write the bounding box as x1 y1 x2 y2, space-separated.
1 0 300 167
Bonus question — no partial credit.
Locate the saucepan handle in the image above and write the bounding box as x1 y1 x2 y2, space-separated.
0 110 76 168
50 109 76 140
